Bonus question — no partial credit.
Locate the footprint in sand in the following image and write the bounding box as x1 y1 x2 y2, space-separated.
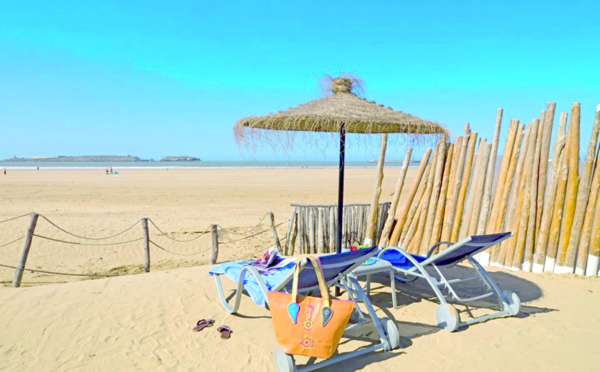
20 350 39 367
103 335 117 345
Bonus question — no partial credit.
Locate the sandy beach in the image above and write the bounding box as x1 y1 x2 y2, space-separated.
1 168 599 371
0 168 410 284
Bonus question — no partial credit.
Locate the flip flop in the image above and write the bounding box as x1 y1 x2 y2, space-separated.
192 319 215 332
217 325 232 339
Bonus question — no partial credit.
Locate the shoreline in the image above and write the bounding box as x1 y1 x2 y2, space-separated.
0 165 410 170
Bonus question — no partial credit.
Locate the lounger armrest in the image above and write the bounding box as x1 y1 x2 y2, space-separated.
426 241 455 258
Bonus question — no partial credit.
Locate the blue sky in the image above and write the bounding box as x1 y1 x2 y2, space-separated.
1 0 598 161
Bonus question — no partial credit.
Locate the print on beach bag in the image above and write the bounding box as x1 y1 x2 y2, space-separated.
267 256 354 359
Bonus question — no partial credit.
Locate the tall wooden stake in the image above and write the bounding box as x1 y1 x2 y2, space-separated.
476 109 503 267
556 103 580 273
365 134 388 245
511 121 538 269
587 155 600 276
492 123 525 266
567 106 600 273
487 120 518 235
533 111 567 273
544 112 570 272
389 148 432 246
469 142 492 237
522 118 543 271
579 133 600 275
462 138 487 238
423 138 447 250
535 104 556 237
429 144 454 248
451 131 478 242
441 136 464 242
415 144 440 254
379 147 412 247
501 123 532 267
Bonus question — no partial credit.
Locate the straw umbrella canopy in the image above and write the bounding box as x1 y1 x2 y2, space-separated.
235 75 446 253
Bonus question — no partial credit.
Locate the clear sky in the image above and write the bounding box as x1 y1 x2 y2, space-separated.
1 0 598 161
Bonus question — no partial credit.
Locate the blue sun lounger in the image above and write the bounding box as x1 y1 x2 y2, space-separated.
378 232 521 332
209 247 401 372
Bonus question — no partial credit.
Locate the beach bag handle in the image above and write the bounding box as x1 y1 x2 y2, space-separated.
289 256 332 321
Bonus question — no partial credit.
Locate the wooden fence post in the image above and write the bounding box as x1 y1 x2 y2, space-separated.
141 218 150 272
210 224 219 264
12 213 39 288
269 211 282 253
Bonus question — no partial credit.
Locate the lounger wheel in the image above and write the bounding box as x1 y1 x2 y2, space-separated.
436 304 460 332
502 290 521 316
274 347 296 372
382 317 400 350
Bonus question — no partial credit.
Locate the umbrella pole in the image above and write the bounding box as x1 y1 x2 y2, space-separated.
336 122 345 296
337 122 346 255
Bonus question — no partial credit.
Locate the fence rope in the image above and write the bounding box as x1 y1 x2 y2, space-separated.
0 236 25 248
148 219 211 242
33 234 144 246
0 214 31 224
0 263 120 277
218 219 289 245
149 240 212 256
39 215 142 240
216 212 271 235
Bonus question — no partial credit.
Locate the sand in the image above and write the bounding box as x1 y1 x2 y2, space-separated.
0 168 599 371
0 168 411 284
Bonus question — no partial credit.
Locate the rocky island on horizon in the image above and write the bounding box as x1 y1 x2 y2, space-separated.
160 156 201 162
4 155 201 162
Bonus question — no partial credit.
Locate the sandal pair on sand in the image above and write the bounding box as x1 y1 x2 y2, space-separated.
192 319 232 339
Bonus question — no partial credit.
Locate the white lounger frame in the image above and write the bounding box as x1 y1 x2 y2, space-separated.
212 253 400 372
378 234 521 332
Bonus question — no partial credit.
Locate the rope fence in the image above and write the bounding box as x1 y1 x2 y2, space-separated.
39 215 142 240
32 234 145 246
0 211 287 287
0 236 24 249
218 219 289 245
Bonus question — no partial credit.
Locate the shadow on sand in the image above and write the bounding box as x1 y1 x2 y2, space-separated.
312 265 554 371
366 264 554 327
220 264 553 371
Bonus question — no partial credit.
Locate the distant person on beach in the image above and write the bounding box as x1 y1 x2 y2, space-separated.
3 168 6 175
106 169 109 175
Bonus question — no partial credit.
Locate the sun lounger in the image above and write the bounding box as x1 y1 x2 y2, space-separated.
210 248 401 372
377 232 521 332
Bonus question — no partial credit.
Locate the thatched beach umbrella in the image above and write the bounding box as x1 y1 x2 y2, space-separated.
235 75 446 253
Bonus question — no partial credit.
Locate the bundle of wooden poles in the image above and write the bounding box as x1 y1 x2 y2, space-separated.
365 103 600 276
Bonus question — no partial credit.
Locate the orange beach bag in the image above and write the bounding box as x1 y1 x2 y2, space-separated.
267 256 354 359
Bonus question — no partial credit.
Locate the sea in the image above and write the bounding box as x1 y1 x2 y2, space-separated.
0 160 420 170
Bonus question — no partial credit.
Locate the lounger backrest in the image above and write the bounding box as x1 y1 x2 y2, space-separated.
425 232 512 267
284 247 377 291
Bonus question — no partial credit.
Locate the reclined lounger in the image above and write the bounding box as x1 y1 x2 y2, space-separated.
378 232 521 332
209 247 400 372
